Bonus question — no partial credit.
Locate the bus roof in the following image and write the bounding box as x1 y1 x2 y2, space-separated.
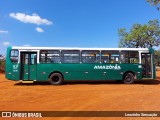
11 46 150 51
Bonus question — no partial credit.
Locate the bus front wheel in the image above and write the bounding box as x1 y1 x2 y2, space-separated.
49 73 63 85
123 73 135 84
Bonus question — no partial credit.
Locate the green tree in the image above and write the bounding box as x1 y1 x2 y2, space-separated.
118 19 160 48
146 0 160 10
154 49 160 65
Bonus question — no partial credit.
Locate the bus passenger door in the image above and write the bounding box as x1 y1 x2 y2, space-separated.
141 53 152 78
21 52 37 80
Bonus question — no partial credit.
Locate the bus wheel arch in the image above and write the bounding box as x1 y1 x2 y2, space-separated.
123 71 135 84
48 71 64 85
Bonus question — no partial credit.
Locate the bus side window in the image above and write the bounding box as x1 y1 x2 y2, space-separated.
61 50 80 63
101 50 120 63
101 54 109 63
40 50 60 63
121 51 139 63
81 50 100 63
120 53 125 63
10 49 19 63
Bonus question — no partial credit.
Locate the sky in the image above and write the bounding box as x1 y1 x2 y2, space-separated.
0 0 160 55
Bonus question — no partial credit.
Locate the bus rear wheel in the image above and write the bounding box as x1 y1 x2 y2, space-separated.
123 73 135 84
49 73 63 85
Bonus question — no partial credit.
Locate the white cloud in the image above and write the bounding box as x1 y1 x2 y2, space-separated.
0 30 8 34
9 12 52 25
36 27 44 32
23 44 31 47
3 42 10 46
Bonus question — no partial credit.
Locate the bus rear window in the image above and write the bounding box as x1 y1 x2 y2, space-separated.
10 49 18 63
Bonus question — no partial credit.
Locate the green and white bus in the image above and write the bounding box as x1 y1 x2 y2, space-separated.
5 46 156 85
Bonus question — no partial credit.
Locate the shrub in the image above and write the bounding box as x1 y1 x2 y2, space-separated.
0 60 5 73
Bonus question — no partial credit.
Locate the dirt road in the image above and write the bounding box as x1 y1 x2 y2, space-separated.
0 72 160 120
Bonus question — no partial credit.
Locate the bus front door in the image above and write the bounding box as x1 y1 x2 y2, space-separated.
141 53 152 78
21 52 37 80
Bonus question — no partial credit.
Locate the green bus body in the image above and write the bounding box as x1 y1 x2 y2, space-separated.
5 46 156 84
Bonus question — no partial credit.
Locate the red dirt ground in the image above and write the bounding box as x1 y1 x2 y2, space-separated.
0 72 160 120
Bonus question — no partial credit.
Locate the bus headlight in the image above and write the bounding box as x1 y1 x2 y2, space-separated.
138 65 142 68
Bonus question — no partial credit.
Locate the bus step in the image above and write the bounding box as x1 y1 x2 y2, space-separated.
20 80 34 83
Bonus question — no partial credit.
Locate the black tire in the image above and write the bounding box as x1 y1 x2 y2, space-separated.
123 73 135 84
49 73 63 85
